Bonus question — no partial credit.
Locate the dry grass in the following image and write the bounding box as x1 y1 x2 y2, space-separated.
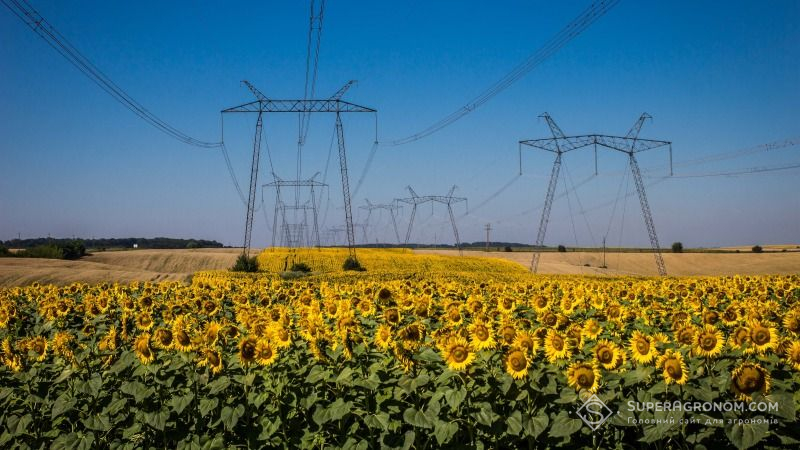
0 248 244 286
415 249 800 276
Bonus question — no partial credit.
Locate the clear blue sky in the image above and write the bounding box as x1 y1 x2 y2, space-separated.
1 1 798 248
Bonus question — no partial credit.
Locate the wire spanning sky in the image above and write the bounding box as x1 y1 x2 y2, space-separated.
1 1 798 248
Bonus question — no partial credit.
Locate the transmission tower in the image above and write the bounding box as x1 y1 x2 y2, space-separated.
359 199 402 244
263 174 326 248
485 223 492 252
519 113 672 275
222 80 375 260
396 186 468 255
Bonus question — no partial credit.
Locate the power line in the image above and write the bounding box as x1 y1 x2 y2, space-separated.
386 0 620 146
1 0 221 148
665 162 800 178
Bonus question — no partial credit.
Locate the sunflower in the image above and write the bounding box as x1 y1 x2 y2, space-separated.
544 329 572 364
28 336 48 361
238 337 257 366
384 308 401 326
784 341 800 371
444 305 463 326
656 349 688 385
513 331 539 356
532 295 550 314
398 322 426 351
748 320 778 354
629 331 658 365
255 339 277 366
702 310 720 326
499 322 518 346
172 317 194 352
51 331 74 360
356 298 375 317
566 362 601 393
199 348 223 374
271 326 292 349
469 321 496 351
783 310 800 335
374 324 394 351
731 362 770 401
728 326 751 351
497 297 516 315
98 326 119 352
203 321 223 346
674 324 697 347
153 328 173 349
134 333 155 364
505 349 529 379
722 306 740 326
692 324 725 358
581 319 603 341
442 336 475 371
593 339 621 370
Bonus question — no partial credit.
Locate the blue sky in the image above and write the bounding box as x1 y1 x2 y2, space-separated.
1 1 798 248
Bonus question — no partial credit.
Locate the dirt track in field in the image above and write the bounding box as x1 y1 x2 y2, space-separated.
414 249 800 277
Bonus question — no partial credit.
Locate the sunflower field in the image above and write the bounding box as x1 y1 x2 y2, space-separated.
0 250 799 449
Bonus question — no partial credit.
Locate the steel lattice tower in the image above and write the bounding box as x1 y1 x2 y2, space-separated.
359 199 402 244
222 81 375 260
519 113 672 276
263 174 326 248
395 186 468 255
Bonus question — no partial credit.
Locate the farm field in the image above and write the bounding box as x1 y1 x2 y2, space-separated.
417 249 800 277
1 248 799 449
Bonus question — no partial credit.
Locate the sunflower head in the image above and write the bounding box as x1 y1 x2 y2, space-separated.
783 310 800 335
469 321 496 351
656 349 688 385
442 336 475 371
29 336 48 361
505 349 529 380
582 319 603 341
693 324 724 358
238 337 257 366
513 331 538 356
675 324 697 346
629 331 657 365
731 362 770 401
153 328 174 349
200 348 223 374
255 339 277 366
567 362 600 393
593 339 620 370
544 329 572 364
374 324 394 351
384 308 401 326
748 320 778 354
785 341 800 371
134 333 155 364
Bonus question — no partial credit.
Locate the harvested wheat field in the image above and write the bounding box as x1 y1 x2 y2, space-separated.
415 249 800 276
0 248 244 286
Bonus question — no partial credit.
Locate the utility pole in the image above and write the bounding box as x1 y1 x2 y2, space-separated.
485 223 492 252
602 236 606 269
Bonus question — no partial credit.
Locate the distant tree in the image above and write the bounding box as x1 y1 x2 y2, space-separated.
231 254 259 272
752 245 763 253
504 246 513 252
60 240 86 260
186 240 199 249
0 245 10 257
671 242 684 253
557 245 567 252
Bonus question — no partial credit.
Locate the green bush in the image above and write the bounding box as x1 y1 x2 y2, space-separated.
557 245 567 252
60 240 86 260
752 245 763 253
342 256 365 271
671 242 683 253
18 244 64 259
290 262 312 273
504 246 513 252
0 245 10 257
231 254 259 272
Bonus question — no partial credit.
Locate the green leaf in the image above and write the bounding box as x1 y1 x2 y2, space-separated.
257 417 281 441
103 397 128 418
206 376 230 395
506 410 523 436
335 367 354 385
472 402 498 427
549 411 583 438
725 417 769 450
13 414 32 436
86 375 103 398
81 414 111 432
198 397 218 417
170 392 195 415
555 388 579 404
53 368 75 384
200 435 225 450
220 404 245 431
305 365 330 383
145 409 170 431
444 387 466 410
122 422 142 440
52 392 76 419
120 381 153 404
364 412 390 431
622 366 653 385
51 432 95 450
403 407 433 429
327 398 353 422
764 392 795 421
433 420 458 445
524 411 549 438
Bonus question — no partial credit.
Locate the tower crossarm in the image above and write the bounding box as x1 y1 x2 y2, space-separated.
222 99 375 114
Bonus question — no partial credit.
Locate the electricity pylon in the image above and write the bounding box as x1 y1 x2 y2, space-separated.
222 80 375 260
263 174 326 248
395 186 468 255
359 199 402 244
519 113 672 275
